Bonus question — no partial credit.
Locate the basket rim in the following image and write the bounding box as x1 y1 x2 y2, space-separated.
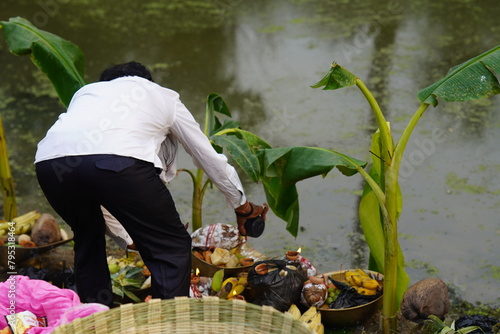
53 296 316 334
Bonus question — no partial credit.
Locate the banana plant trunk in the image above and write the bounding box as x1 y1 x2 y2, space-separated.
0 115 18 221
190 169 205 232
382 164 399 331
380 103 430 332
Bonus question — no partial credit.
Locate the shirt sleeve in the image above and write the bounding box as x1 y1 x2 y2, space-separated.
170 100 247 209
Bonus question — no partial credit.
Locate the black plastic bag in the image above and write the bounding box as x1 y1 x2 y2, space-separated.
247 259 306 312
18 264 76 290
328 277 381 309
455 314 499 334
18 266 49 280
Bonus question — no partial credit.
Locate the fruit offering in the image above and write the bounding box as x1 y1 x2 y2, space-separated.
319 269 382 310
285 304 324 334
344 268 381 295
0 211 70 248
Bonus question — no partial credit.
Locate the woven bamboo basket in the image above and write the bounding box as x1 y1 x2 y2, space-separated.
53 296 315 334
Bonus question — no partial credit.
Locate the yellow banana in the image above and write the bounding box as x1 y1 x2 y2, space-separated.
344 271 355 279
351 274 364 287
219 277 238 299
0 222 10 236
305 311 322 331
344 271 358 286
228 284 245 298
12 210 41 224
354 286 377 296
237 276 248 287
285 304 301 320
361 277 379 290
295 305 323 334
12 210 41 234
314 323 325 334
298 306 318 323
17 220 36 235
355 268 370 278
221 277 239 288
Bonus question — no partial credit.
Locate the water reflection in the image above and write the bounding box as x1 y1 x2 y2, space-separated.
1 0 499 305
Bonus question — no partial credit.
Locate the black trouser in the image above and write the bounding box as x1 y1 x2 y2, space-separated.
35 155 192 306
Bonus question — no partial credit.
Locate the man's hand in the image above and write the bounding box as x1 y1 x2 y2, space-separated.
235 201 269 236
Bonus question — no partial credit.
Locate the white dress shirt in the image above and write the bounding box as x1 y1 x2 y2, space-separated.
35 76 246 209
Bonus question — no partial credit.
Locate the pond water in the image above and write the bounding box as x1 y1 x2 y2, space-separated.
1 0 499 307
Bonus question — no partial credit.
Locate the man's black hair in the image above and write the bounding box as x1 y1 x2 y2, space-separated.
99 61 153 81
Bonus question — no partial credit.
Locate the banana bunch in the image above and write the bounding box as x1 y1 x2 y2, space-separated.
344 269 380 295
216 275 248 299
286 304 324 334
0 210 41 236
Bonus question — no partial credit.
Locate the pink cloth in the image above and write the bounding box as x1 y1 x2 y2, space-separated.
0 275 109 333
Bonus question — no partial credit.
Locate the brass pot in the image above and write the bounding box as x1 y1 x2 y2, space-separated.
319 269 383 327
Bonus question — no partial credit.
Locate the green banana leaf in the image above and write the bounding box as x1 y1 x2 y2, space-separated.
212 128 367 236
212 134 366 236
258 147 366 236
227 129 273 152
0 17 86 107
259 146 366 183
263 179 300 236
418 45 500 106
205 93 232 137
211 135 260 183
310 62 358 90
359 130 409 303
359 131 386 273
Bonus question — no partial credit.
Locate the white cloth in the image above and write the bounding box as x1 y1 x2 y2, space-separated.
101 206 134 249
35 76 247 248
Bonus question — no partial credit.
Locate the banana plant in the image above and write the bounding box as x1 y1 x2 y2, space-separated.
0 16 367 237
180 92 367 234
0 17 86 108
0 115 18 220
175 93 241 231
210 128 367 236
312 45 500 333
0 17 85 221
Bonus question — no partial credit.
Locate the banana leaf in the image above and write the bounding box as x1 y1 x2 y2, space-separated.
213 133 367 237
205 93 232 137
418 45 500 106
211 135 260 183
310 62 358 90
0 17 86 107
258 147 366 236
